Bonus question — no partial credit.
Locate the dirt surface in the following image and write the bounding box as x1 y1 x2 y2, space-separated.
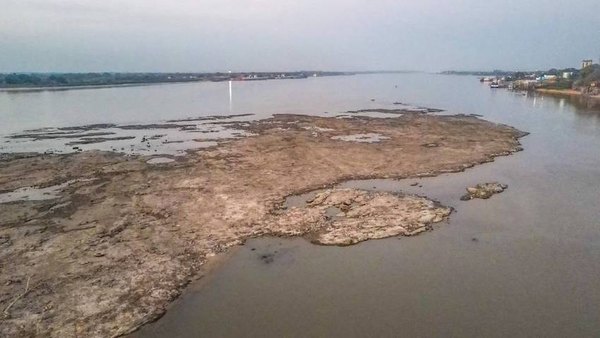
283 188 452 245
0 112 526 337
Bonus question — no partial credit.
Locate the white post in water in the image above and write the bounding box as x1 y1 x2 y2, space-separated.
228 70 233 112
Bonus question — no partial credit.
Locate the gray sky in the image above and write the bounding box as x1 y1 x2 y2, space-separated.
1 0 599 72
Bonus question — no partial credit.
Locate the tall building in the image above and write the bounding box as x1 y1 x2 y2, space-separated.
582 59 593 69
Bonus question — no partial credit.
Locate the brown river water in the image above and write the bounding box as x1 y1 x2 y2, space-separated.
2 73 600 337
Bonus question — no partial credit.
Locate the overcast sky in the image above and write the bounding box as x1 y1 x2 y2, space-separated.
1 0 599 72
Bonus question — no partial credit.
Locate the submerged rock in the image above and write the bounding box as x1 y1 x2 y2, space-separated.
259 253 275 264
460 182 508 200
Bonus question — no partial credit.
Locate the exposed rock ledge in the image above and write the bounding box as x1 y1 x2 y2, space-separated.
460 182 508 200
270 188 451 246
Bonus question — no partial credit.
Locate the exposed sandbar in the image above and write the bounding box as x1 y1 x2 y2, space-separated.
0 112 526 337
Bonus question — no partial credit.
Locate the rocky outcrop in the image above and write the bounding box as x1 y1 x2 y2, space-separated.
272 189 451 246
460 182 508 200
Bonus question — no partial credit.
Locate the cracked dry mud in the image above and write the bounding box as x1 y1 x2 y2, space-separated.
0 112 526 337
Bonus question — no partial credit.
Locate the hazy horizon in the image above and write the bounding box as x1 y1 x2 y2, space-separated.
1 0 599 73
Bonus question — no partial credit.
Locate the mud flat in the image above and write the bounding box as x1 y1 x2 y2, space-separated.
0 114 256 156
0 111 526 337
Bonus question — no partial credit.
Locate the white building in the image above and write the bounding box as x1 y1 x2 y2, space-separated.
582 59 593 69
562 72 574 79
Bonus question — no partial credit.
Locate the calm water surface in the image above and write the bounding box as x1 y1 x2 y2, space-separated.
3 74 600 337
0 75 429 155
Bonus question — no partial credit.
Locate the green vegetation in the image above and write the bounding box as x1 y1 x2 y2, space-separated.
539 79 573 90
575 64 600 87
0 73 207 88
0 71 351 89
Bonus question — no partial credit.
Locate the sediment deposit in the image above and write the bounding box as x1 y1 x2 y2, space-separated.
0 112 526 337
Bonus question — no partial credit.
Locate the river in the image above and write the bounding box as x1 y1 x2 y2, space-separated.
2 73 600 337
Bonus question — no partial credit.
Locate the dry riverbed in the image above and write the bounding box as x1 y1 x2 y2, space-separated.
0 111 526 337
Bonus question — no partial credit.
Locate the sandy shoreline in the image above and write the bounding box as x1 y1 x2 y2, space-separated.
0 111 526 337
536 88 600 99
536 88 581 96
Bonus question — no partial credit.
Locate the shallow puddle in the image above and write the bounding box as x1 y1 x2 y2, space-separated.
0 181 74 203
146 157 175 164
331 133 390 143
284 190 320 208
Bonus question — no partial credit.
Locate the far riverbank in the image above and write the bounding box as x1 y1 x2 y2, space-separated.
0 71 353 92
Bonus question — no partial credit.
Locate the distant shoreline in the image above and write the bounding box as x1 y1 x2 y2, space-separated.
0 71 427 93
0 71 356 93
0 77 321 93
0 82 173 92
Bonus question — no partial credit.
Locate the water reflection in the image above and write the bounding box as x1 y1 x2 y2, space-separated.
228 80 233 112
535 92 600 113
